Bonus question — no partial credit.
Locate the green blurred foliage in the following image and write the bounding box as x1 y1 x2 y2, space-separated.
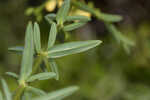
1 0 150 100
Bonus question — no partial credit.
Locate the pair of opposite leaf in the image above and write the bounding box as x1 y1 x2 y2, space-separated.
0 78 79 100
9 0 102 81
45 0 91 33
73 1 135 53
3 22 87 100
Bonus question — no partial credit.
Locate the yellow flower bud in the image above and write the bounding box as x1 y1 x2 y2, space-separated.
58 0 64 8
75 10 92 18
45 0 57 12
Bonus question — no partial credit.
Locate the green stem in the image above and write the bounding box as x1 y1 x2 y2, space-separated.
13 84 25 100
32 56 42 74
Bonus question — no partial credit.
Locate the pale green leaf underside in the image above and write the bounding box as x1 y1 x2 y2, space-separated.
8 46 24 54
47 40 102 58
34 22 41 53
20 22 34 81
6 72 19 79
56 0 70 24
49 59 59 80
45 14 56 24
26 86 46 96
63 22 86 32
66 15 91 22
48 22 57 49
1 79 12 100
26 72 56 82
32 86 79 100
0 90 4 100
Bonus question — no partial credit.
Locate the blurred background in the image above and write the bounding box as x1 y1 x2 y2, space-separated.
1 0 150 100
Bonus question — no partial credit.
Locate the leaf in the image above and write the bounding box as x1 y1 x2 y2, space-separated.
66 15 91 22
34 22 41 53
72 1 95 14
48 22 57 49
32 86 79 100
63 22 86 32
73 1 122 23
26 86 46 96
45 13 56 24
49 59 59 80
22 92 32 100
0 90 4 100
47 40 102 58
56 0 70 25
19 22 34 81
97 12 123 22
1 79 12 100
105 23 134 46
6 72 19 79
105 23 135 53
8 46 24 54
26 72 56 82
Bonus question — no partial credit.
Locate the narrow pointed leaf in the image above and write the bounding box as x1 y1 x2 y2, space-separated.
48 22 57 49
72 1 95 14
48 40 102 58
26 86 46 96
8 46 24 54
66 15 91 22
1 79 12 100
26 72 56 82
20 22 34 81
6 72 19 79
32 86 79 100
34 22 41 53
105 23 134 46
45 14 56 24
56 0 70 24
97 13 123 22
63 22 86 32
22 92 32 100
0 91 4 100
49 59 59 80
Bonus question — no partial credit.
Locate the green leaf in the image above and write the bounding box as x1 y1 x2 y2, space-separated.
22 92 32 100
6 72 19 79
47 40 102 58
32 86 79 100
66 15 91 22
0 90 4 100
56 0 70 25
48 22 57 49
97 12 123 22
26 86 46 96
20 22 34 81
45 14 56 24
105 23 134 46
8 46 24 54
49 59 59 80
1 79 12 100
72 1 95 14
34 22 41 53
63 22 86 32
105 23 135 53
26 72 56 82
